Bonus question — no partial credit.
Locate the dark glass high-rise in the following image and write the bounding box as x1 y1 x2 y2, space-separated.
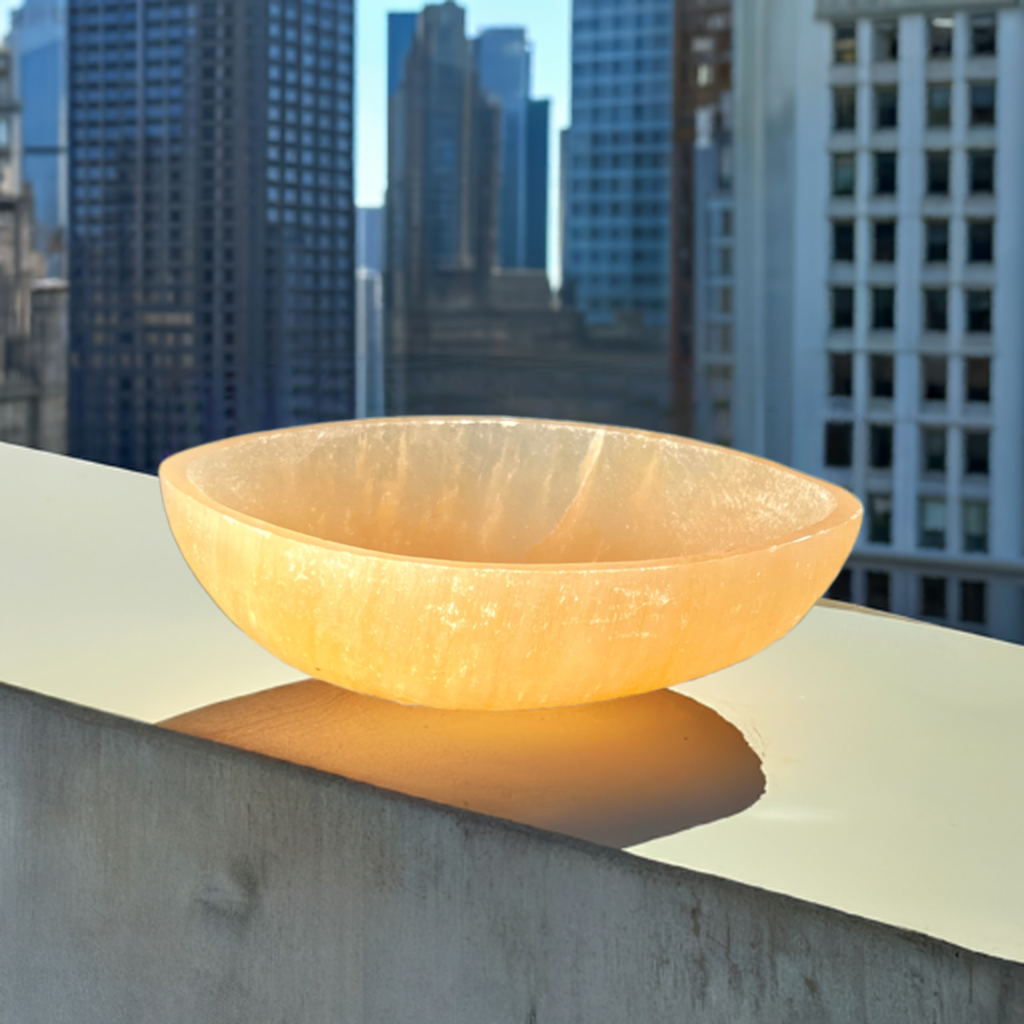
68 0 354 473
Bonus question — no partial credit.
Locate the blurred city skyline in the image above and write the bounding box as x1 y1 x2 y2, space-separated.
359 0 569 280
0 0 571 206
0 0 571 278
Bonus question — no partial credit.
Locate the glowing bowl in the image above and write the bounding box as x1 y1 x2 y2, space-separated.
159 417 861 710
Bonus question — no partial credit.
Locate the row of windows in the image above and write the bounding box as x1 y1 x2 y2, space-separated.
572 58 672 79
830 286 993 333
569 201 670 218
829 569 988 625
573 35 672 55
267 22 351 44
833 82 995 132
573 12 672 32
575 80 672 101
825 418 990 477
857 493 990 553
571 178 668 196
832 218 991 263
268 1 353 25
828 353 990 404
833 14 996 64
573 153 669 170
831 150 994 197
581 130 670 148
266 42 350 66
266 207 351 228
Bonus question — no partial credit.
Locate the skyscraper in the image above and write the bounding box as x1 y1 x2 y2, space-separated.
561 0 674 327
475 28 533 269
525 98 549 270
733 0 1024 642
387 1 499 316
388 11 418 98
8 0 67 277
68 0 355 473
385 2 671 430
670 0 732 439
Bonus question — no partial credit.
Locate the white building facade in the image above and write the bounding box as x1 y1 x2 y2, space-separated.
733 0 1024 641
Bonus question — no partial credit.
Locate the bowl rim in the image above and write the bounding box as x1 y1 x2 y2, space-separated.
158 415 863 573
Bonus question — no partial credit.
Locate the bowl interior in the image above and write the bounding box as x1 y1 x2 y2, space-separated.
185 418 838 565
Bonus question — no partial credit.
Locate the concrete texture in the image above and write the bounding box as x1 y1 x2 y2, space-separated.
1 680 1022 1023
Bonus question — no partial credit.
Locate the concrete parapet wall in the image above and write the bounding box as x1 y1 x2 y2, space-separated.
1 680 1021 1023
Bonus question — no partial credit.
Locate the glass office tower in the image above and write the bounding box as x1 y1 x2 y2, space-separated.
9 0 67 276
68 0 354 472
388 11 418 97
524 97 549 271
561 0 674 325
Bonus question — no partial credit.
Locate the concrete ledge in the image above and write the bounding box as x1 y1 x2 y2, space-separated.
1 681 1021 1023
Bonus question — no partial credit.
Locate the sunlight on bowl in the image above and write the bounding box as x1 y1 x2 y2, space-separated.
158 417 861 710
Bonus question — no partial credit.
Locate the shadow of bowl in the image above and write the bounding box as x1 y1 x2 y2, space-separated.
162 680 765 848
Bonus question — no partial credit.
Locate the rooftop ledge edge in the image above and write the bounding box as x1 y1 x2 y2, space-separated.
817 0 1021 19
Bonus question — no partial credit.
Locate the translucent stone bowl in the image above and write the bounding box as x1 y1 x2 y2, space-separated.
159 417 862 710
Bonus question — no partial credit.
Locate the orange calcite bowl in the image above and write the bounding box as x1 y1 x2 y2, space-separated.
159 417 861 710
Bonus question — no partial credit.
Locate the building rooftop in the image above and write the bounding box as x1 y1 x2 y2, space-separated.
1 438 1021 964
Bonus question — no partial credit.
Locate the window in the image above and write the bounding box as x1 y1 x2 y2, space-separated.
832 153 856 196
868 494 893 542
970 83 995 126
870 424 893 468
969 150 995 193
830 352 853 396
963 501 989 553
872 288 895 329
873 221 895 262
833 89 856 130
919 497 946 549
921 577 948 618
925 220 948 262
875 21 898 61
832 287 854 328
827 568 852 602
922 427 946 473
927 84 951 127
866 571 890 610
966 290 991 332
922 356 947 401
960 581 986 624
874 152 897 194
834 23 856 64
871 354 894 397
833 220 855 261
970 13 996 56
875 87 898 129
825 422 853 466
929 16 953 58
968 221 993 262
966 357 991 402
924 289 947 331
964 431 989 475
926 152 949 194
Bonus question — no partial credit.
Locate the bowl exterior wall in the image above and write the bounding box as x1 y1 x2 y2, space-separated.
161 475 860 710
